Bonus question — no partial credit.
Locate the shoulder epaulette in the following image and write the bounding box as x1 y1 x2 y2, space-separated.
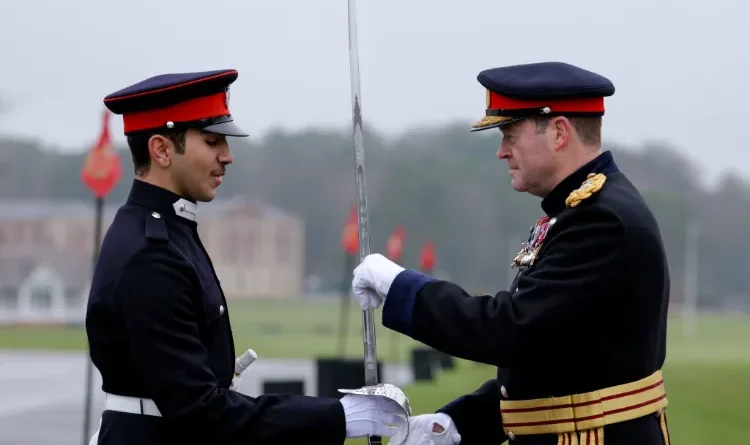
565 173 606 208
145 210 169 243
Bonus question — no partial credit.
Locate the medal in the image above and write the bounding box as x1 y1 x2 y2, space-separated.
511 216 555 270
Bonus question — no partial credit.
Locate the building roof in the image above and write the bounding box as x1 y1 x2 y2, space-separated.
0 195 296 221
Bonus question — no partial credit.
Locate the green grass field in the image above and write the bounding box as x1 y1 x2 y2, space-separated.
1 299 749 444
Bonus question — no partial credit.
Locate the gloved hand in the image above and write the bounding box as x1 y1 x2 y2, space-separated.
390 413 461 445
352 253 405 310
340 392 408 438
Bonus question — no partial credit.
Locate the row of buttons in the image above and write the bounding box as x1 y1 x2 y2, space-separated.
500 385 515 440
149 210 226 318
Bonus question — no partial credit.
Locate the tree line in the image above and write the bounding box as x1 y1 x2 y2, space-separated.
0 122 746 310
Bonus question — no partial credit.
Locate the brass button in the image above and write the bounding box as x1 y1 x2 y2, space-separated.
219 305 225 316
151 212 161 219
508 431 516 441
500 385 508 398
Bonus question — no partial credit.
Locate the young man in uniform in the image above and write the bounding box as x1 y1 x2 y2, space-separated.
351 62 672 445
85 69 408 445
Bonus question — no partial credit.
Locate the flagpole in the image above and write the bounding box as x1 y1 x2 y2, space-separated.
82 196 103 445
337 253 355 356
386 228 405 361
79 109 121 445
337 206 358 357
682 219 700 339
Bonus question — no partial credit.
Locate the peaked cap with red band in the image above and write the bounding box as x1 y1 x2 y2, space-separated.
471 61 615 132
103 69 248 137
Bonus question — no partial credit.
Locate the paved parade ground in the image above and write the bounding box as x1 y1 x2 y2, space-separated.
0 351 100 445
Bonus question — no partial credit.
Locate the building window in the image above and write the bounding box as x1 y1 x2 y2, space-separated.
0 288 16 310
30 285 53 311
275 225 291 264
241 228 258 264
222 229 239 263
67 227 89 251
14 223 25 244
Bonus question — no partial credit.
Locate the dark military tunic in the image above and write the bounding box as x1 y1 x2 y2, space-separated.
86 180 345 445
381 151 672 445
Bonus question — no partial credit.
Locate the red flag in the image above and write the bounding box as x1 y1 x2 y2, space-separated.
420 240 436 272
81 109 122 198
341 205 359 255
386 226 406 262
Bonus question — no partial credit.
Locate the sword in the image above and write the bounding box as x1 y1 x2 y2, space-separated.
347 0 380 443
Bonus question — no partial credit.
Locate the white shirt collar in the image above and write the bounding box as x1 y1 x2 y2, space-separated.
173 198 199 221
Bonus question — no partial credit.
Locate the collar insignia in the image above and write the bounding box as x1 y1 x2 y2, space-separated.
173 199 199 221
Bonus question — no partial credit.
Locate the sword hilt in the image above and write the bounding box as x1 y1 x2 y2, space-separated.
230 349 257 390
234 348 257 375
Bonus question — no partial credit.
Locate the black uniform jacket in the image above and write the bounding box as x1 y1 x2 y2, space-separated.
381 151 672 445
86 180 345 445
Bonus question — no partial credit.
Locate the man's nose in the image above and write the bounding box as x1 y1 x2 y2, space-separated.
497 145 509 159
219 146 234 165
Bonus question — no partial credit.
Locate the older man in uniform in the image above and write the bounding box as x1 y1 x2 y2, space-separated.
85 69 407 445
352 62 672 445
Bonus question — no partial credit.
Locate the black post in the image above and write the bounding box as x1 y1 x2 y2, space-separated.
82 196 104 445
388 276 398 361
387 258 404 361
336 253 355 357
388 328 398 362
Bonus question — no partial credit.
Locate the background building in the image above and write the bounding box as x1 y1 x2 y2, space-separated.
0 195 305 325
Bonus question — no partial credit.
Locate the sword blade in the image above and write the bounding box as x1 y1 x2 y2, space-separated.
346 5 382 445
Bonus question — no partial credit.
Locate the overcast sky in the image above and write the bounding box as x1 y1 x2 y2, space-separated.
0 0 746 187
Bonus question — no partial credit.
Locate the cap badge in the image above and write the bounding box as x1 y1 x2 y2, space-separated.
565 173 606 208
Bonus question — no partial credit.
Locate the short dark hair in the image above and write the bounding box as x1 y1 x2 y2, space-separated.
126 129 186 175
531 116 602 146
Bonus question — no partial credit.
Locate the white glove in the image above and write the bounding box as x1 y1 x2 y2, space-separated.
340 393 408 439
390 413 461 445
352 253 405 310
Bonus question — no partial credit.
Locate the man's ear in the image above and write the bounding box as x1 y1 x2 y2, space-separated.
148 135 173 168
551 117 572 151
